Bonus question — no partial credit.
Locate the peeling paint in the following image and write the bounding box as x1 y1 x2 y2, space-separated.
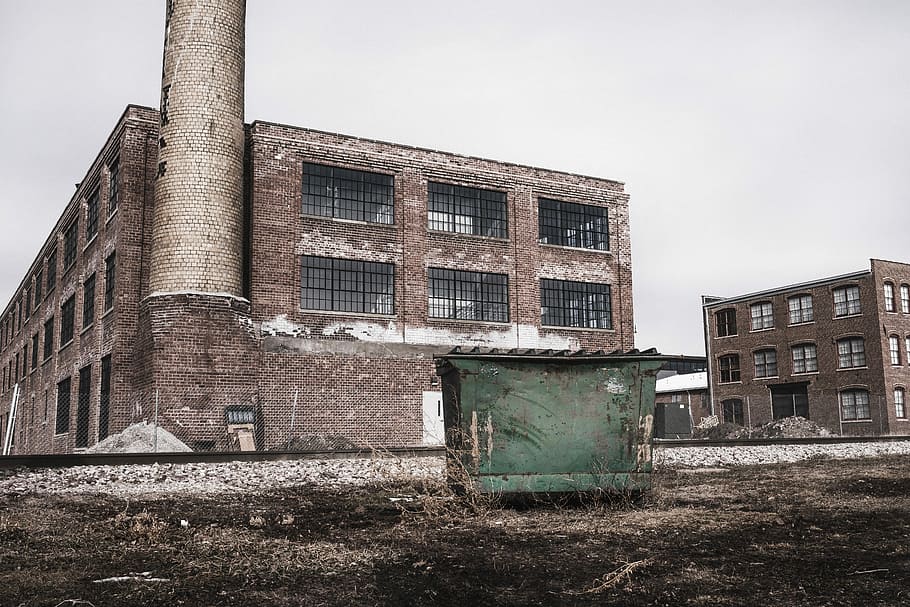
637 414 654 466
318 320 578 349
470 411 480 470
601 369 628 394
261 314 311 337
484 412 494 463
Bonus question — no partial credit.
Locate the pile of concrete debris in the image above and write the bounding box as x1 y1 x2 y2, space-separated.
86 422 192 453
693 416 835 440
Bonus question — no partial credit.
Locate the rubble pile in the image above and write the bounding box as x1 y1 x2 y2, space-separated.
694 416 835 440
85 422 192 454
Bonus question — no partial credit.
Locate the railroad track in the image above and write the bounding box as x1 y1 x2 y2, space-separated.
2 435 909 469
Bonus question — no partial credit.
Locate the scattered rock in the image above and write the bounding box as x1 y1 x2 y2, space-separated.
85 422 192 453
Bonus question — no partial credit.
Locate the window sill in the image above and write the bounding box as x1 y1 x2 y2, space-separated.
54 432 69 438
718 380 743 386
788 321 815 327
42 356 52 366
59 339 74 353
792 371 819 376
538 242 612 255
840 419 872 424
833 313 862 320
714 334 738 340
83 235 98 252
541 324 615 333
754 376 780 381
299 213 397 229
837 366 869 372
106 208 119 225
80 323 94 336
427 229 509 243
749 327 775 333
101 307 114 320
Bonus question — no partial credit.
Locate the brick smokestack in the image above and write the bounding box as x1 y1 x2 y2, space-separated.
150 0 246 296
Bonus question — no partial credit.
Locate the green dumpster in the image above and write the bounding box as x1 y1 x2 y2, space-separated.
435 347 665 494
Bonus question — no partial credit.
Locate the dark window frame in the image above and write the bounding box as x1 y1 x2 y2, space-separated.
46 250 57 294
787 294 814 325
791 343 818 374
719 354 741 383
901 284 910 314
104 252 116 312
63 219 79 270
43 317 54 360
884 282 896 313
108 157 120 216
301 162 394 225
895 387 906 419
833 285 861 317
750 301 774 330
889 335 901 366
715 308 737 337
753 349 778 378
427 182 508 239
86 188 100 243
428 268 510 323
55 377 71 435
82 273 96 329
541 278 612 329
300 255 395 315
721 398 744 425
538 198 609 251
31 333 38 370
60 295 76 346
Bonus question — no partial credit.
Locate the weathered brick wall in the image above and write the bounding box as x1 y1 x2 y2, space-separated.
149 0 246 296
705 262 910 435
871 259 910 433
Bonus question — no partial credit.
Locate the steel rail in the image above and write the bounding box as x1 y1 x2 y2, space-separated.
654 434 910 448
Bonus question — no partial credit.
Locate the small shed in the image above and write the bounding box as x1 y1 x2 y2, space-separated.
434 347 665 494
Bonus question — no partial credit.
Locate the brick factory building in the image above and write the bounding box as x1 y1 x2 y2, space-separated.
0 1 635 454
702 259 910 436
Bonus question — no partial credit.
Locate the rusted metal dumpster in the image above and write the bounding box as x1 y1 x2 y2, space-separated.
435 347 665 494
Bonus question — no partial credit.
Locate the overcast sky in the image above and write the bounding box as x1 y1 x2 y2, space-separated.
1 0 908 355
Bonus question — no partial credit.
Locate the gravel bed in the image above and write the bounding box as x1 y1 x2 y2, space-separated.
2 441 908 497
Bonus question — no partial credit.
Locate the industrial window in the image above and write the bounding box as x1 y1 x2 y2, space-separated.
901 285 910 314
34 270 42 304
721 398 744 425
108 158 120 216
753 349 777 378
718 354 740 383
833 285 861 317
884 282 896 312
837 337 865 369
60 295 76 346
907 336 910 365
427 182 507 238
43 317 54 360
46 250 57 294
83 274 96 329
76 365 91 448
787 295 813 324
86 188 100 242
540 279 612 329
63 219 79 270
791 344 818 374
104 252 116 312
749 302 773 330
23 289 30 321
30 333 38 370
839 389 870 421
895 388 906 419
428 268 509 322
301 162 394 224
889 335 901 365
14 352 20 382
538 198 609 250
300 255 394 314
715 308 737 337
99 355 111 440
55 377 71 435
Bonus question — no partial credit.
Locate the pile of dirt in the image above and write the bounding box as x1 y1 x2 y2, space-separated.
693 416 836 440
85 422 192 453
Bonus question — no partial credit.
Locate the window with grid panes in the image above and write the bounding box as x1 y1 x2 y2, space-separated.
23 289 30 321
541 279 612 329
83 274 96 329
86 188 100 242
715 308 737 337
46 250 56 293
901 285 910 314
427 182 507 238
104 252 116 311
538 198 609 250
31 333 38 370
300 256 394 314
890 335 901 365
108 158 120 216
753 349 777 378
34 270 42 305
788 294 813 324
719 354 740 383
55 377 71 434
837 337 865 368
895 388 906 418
839 389 870 420
43 317 53 360
63 220 78 269
428 268 509 322
60 296 75 346
302 163 394 224
791 344 817 374
833 285 861 317
884 282 896 312
750 301 773 330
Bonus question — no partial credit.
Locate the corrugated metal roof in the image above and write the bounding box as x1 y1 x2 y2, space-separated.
441 346 662 359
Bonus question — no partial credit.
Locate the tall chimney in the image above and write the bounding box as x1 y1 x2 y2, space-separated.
150 0 246 296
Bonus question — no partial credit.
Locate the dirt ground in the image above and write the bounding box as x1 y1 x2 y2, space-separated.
2 455 909 606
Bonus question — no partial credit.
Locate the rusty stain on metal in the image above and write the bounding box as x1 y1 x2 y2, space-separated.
637 414 654 466
470 410 480 469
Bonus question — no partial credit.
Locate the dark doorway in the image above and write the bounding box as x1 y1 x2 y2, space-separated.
770 382 809 419
76 365 91 448
654 399 693 438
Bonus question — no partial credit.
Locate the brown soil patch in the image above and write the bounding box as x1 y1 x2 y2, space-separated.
2 456 909 606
